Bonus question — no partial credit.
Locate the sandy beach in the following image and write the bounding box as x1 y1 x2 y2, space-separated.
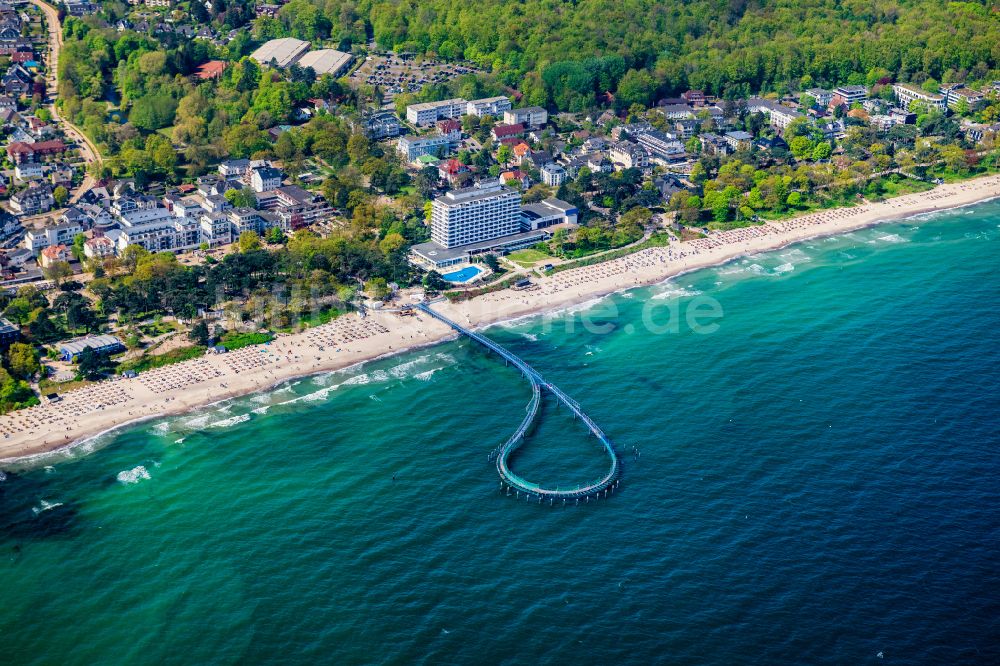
3 173 999 463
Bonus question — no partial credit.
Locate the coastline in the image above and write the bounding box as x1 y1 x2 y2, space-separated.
3 173 999 465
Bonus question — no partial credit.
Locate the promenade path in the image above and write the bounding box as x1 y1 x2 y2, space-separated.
416 302 621 504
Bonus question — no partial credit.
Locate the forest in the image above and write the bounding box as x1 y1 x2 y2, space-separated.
252 0 1000 110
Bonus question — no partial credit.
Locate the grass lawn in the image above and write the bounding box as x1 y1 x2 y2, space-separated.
38 377 94 396
117 345 205 375
220 332 275 350
275 307 344 332
507 248 555 267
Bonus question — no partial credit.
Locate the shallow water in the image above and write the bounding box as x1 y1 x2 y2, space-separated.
2 202 999 664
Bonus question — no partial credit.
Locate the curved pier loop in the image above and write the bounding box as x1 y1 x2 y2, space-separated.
416 303 621 503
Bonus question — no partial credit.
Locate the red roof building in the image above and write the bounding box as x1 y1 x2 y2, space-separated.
195 61 227 80
491 123 524 141
6 140 67 164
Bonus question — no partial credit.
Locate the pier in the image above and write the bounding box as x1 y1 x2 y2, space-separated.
415 303 621 503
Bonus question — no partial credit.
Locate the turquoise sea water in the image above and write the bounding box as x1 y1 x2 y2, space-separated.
2 202 999 665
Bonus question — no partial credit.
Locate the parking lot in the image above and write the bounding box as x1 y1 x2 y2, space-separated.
349 52 482 104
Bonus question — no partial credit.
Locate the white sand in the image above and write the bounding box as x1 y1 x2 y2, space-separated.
3 173 999 462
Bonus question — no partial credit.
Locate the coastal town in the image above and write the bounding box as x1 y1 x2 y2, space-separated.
0 0 999 457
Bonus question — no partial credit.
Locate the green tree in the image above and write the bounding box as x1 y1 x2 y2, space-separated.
238 231 262 253
811 142 832 161
7 342 40 379
225 188 257 208
42 260 73 286
76 347 108 380
615 68 655 108
789 136 814 160
53 185 69 208
265 226 286 245
189 320 210 346
0 367 35 413
496 144 513 166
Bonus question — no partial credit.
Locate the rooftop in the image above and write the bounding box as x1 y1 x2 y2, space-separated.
251 38 310 68
296 49 352 76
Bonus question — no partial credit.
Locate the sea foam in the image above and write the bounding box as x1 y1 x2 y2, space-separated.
117 466 150 484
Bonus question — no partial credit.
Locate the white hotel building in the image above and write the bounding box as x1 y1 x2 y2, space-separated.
406 98 468 126
430 181 521 249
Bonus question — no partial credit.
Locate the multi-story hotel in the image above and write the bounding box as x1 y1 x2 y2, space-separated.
430 181 521 249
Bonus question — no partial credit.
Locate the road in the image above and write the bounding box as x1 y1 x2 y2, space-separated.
29 0 101 204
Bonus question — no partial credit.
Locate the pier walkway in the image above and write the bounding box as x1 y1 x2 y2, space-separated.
415 303 621 504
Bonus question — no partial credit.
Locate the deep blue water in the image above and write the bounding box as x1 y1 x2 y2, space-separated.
1 202 999 664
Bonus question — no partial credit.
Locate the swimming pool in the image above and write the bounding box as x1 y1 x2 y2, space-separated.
441 265 484 283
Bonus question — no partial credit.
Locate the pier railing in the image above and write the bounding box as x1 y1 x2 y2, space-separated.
416 303 621 504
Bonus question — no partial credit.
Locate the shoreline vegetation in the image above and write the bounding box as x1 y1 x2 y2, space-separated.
3 173 1000 466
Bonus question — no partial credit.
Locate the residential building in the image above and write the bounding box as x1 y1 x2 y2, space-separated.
609 141 649 169
218 158 250 179
466 96 511 117
892 83 946 111
429 180 521 249
250 166 283 192
14 161 42 180
270 185 333 229
682 90 706 106
674 118 699 139
655 104 695 120
746 98 805 130
24 219 83 255
492 123 525 142
437 118 462 141
5 139 65 164
405 98 467 126
9 182 54 215
438 158 470 185
361 111 401 140
195 60 227 80
39 244 71 268
635 131 685 162
805 88 834 107
941 84 985 111
699 133 730 156
503 106 548 128
83 236 115 259
199 212 232 247
724 131 754 151
116 207 200 254
834 85 868 105
397 134 453 161
540 163 567 187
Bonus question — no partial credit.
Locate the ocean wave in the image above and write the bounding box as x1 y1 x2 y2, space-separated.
387 356 431 380
117 465 150 484
209 414 251 429
779 248 812 263
519 332 539 341
745 263 766 274
772 263 794 274
152 422 170 434
181 414 212 429
413 367 443 381
651 285 702 300
868 232 906 244
32 499 64 514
